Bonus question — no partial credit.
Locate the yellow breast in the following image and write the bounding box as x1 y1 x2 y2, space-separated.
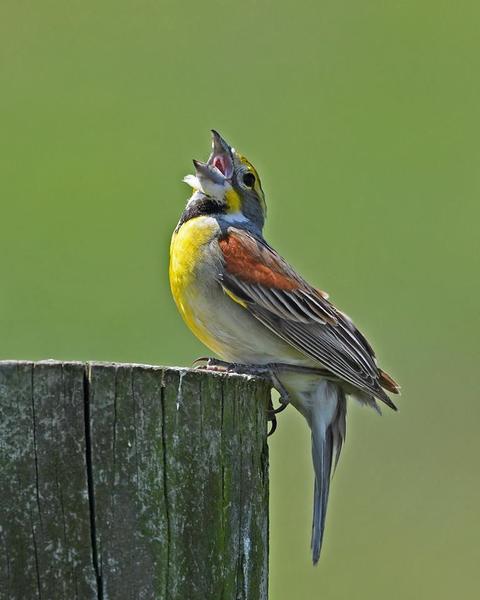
169 216 224 354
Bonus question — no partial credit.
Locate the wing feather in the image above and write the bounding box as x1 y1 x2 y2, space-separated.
218 228 399 406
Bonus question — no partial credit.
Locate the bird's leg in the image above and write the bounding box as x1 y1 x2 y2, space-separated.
200 361 291 404
193 358 290 436
265 371 290 436
268 370 290 407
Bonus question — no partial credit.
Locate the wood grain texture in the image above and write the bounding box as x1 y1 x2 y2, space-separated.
0 361 270 600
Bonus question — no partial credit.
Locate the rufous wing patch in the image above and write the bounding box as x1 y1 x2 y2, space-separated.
219 230 300 291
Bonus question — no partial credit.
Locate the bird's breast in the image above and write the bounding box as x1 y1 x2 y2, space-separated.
169 216 225 353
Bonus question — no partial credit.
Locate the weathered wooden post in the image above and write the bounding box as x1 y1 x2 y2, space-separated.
0 361 270 600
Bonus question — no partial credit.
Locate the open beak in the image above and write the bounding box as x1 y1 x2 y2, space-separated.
208 130 234 179
192 159 225 185
191 130 234 184
184 130 235 193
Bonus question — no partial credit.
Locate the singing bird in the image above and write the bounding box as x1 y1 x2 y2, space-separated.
169 131 399 564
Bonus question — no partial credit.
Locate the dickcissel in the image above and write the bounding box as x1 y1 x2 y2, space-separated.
169 130 399 564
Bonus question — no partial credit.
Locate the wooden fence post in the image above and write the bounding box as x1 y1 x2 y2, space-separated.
0 361 270 600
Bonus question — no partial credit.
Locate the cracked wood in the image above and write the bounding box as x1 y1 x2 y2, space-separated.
0 361 270 600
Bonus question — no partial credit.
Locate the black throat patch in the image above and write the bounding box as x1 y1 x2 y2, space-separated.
175 196 225 231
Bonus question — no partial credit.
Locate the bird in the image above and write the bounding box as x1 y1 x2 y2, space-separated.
169 130 400 564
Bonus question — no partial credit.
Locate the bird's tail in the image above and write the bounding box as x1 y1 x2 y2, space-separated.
309 380 347 565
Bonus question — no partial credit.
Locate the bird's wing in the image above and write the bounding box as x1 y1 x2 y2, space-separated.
218 227 399 408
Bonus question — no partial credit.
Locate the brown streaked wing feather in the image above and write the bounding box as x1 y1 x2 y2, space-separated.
252 308 397 410
219 229 338 325
378 369 400 394
218 228 397 408
218 229 299 290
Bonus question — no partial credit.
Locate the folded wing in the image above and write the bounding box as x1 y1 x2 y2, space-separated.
218 227 399 408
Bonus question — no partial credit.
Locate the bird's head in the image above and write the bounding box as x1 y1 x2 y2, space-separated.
183 130 266 230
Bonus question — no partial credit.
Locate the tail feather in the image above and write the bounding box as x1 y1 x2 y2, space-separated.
310 381 347 565
333 394 347 470
379 368 401 394
311 427 333 563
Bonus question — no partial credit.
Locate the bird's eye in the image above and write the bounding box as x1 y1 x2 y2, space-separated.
242 172 256 188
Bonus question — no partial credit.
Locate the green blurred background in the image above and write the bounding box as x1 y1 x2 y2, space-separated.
1 1 479 597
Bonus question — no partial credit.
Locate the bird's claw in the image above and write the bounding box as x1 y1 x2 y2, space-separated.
267 396 290 436
192 358 290 436
193 357 231 371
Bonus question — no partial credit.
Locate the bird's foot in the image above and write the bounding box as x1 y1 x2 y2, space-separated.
194 357 267 376
266 396 290 436
193 357 232 372
193 357 290 436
